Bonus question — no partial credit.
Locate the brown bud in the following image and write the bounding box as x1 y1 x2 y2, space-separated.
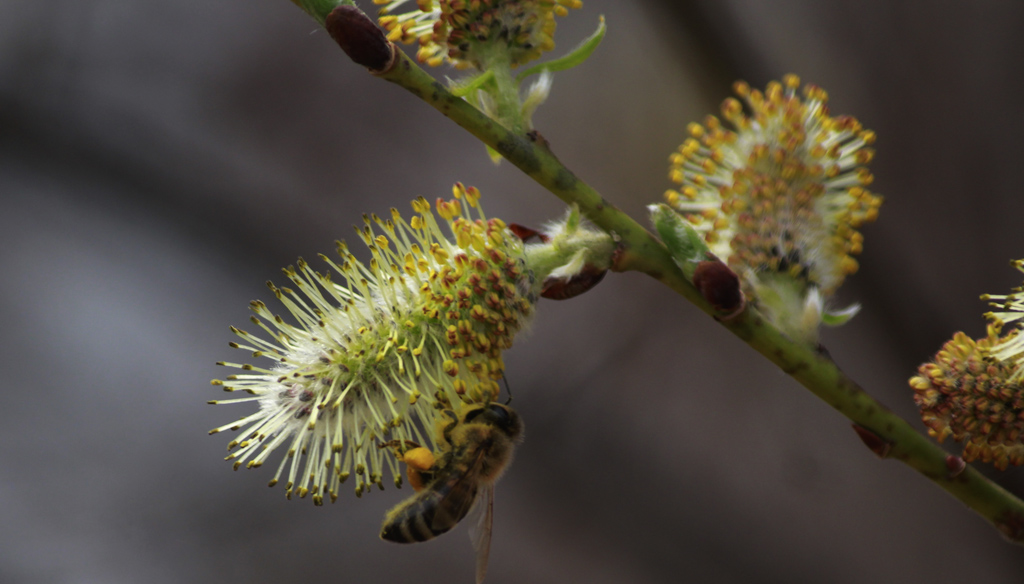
541 265 607 300
325 6 395 72
852 423 892 458
526 129 551 150
507 223 549 243
996 512 1024 543
945 454 966 478
692 260 744 317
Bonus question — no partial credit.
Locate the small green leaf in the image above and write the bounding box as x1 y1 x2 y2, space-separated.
822 303 861 326
485 144 503 164
515 15 607 83
565 204 581 233
649 204 709 280
450 70 495 98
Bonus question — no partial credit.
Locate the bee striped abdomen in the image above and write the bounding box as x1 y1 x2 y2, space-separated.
381 492 442 543
380 476 478 543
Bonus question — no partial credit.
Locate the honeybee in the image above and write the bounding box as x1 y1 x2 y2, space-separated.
380 402 524 584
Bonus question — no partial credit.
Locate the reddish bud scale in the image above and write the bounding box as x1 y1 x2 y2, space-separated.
692 260 744 316
541 265 608 300
326 6 395 72
997 512 1024 542
852 424 892 458
945 455 967 478
508 223 550 243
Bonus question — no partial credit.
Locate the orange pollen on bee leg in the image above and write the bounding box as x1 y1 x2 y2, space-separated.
402 447 436 491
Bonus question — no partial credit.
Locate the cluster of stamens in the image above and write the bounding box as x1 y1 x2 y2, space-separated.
209 184 535 503
375 0 582 69
664 74 882 297
910 260 1024 470
910 328 1024 470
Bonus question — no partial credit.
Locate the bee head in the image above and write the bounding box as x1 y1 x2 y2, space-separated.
462 403 524 441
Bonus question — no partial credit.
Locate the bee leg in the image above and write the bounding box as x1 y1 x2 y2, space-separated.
401 447 436 491
441 411 459 446
501 374 513 405
378 439 423 455
378 439 405 450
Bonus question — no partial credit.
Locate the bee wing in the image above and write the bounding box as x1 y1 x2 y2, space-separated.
469 484 494 584
429 449 485 533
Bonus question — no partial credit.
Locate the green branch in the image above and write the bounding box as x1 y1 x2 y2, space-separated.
313 5 1024 543
379 51 697 297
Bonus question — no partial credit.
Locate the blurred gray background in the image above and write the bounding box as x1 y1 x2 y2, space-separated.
3 1 1024 582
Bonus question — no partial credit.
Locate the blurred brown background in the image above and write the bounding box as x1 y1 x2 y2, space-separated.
2 1 1024 582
